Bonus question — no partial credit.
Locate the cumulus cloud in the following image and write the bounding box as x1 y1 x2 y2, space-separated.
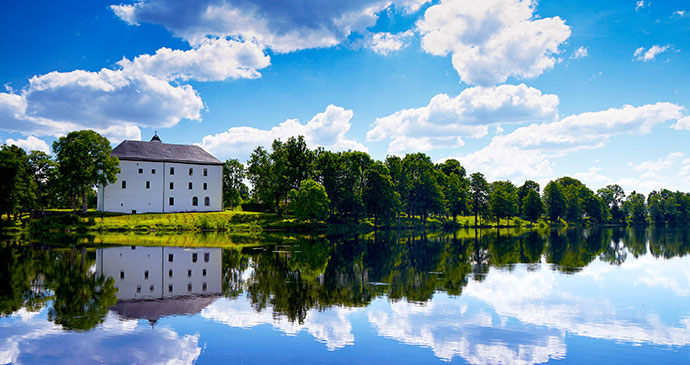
458 102 685 180
634 45 670 62
367 83 560 154
368 31 414 55
111 0 431 53
570 46 589 59
118 38 270 82
635 1 648 11
417 0 571 85
4 136 51 153
671 116 690 130
631 151 684 172
200 105 367 161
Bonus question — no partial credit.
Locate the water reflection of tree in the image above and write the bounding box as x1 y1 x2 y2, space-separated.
0 245 116 331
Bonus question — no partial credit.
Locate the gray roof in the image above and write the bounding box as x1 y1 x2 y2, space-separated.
111 295 221 321
112 140 223 165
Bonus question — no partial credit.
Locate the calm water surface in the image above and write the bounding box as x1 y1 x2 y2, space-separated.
2 228 690 364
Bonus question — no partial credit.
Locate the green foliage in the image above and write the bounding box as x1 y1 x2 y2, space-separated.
489 180 517 225
624 191 647 224
469 172 489 225
223 158 247 209
363 163 399 227
289 179 330 223
0 145 33 221
543 181 566 223
53 130 119 213
522 189 543 223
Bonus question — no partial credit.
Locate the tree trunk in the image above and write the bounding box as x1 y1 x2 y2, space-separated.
81 188 88 214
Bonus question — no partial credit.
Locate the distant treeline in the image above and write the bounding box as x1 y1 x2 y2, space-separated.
1 130 689 227
227 135 690 227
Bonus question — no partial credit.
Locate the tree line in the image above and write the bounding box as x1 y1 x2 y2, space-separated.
0 130 118 221
224 135 690 227
1 129 689 227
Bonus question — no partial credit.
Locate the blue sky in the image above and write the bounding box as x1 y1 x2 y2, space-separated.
1 0 689 194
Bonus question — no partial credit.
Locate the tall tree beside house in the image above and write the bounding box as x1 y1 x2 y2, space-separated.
283 135 315 190
222 158 246 209
469 172 489 226
517 180 540 217
246 146 275 212
52 130 119 214
0 144 32 221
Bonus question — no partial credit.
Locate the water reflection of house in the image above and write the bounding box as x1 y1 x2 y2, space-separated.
96 246 222 321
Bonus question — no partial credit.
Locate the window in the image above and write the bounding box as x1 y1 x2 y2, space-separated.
120 271 125 279
192 196 198 206
202 282 207 292
203 168 208 176
187 283 192 292
151 169 156 174
169 197 174 206
168 253 173 262
188 182 193 190
202 269 207 276
204 252 210 262
138 168 143 174
192 253 198 263
170 167 175 175
168 269 173 277
146 181 150 189
168 284 173 292
189 168 193 176
144 270 149 280
170 182 174 190
187 269 192 277
137 285 141 293
204 197 210 206
121 181 126 189
149 285 155 292
203 183 207 190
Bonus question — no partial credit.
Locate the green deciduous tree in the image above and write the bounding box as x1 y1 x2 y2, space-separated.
489 180 517 226
53 130 119 214
623 191 647 224
289 179 330 223
522 189 543 224
363 163 400 228
469 172 489 226
223 158 247 209
543 181 566 224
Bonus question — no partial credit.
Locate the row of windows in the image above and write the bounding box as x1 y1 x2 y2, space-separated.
121 181 208 190
167 252 210 263
135 282 208 293
137 167 209 176
167 196 211 206
120 267 208 280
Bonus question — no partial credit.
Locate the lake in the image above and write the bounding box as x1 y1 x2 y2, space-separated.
1 228 690 364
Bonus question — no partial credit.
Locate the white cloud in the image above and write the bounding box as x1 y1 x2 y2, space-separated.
458 102 685 181
671 116 690 130
118 38 270 82
1 311 201 364
570 46 589 59
417 0 571 85
367 83 559 154
368 31 414 55
634 45 670 62
111 0 431 53
635 1 648 11
573 167 613 186
4 136 51 154
674 10 687 17
631 151 684 172
200 105 367 161
202 297 359 351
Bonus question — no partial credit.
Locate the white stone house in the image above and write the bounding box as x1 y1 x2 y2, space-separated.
97 134 223 213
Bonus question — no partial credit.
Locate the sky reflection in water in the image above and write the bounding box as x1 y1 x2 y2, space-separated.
1 228 690 364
